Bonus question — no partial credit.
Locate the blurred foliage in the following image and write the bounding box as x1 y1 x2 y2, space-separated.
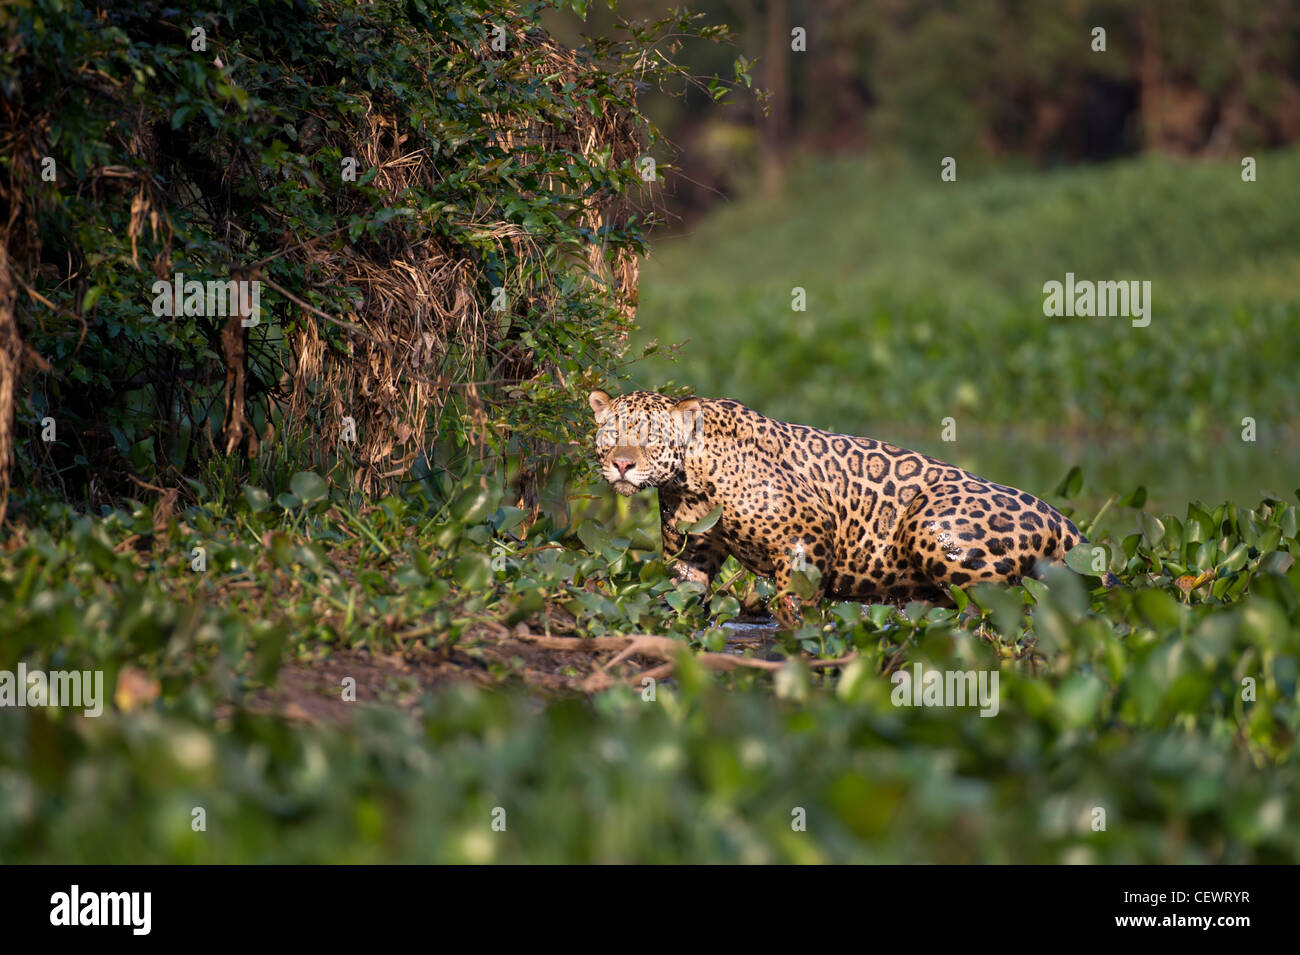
632 147 1300 511
550 0 1300 216
858 0 1300 162
2 463 1299 862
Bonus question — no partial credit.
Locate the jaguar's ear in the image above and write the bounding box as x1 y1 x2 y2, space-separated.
588 389 613 423
672 397 702 415
671 397 703 444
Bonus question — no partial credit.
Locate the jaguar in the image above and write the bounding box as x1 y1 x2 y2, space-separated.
589 388 1092 624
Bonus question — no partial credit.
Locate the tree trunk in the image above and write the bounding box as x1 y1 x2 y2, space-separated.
760 0 790 199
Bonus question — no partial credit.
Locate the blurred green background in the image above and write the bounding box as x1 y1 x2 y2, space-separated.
628 148 1300 519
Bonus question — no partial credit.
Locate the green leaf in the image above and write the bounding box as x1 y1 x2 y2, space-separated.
1138 511 1166 548
836 658 872 702
1064 542 1106 576
774 659 811 703
789 566 822 600
1056 674 1105 728
1118 485 1148 508
290 471 329 505
677 505 723 536
664 589 690 613
832 602 863 625
709 594 741 618
1135 589 1182 630
969 582 1024 637
947 584 970 613
1020 576 1049 602
252 629 288 684
450 480 500 524
242 486 271 513
1219 542 1249 573
453 552 493 590
492 506 529 534
576 521 612 554
1053 466 1083 499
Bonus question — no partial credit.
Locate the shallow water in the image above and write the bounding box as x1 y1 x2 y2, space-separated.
696 616 782 655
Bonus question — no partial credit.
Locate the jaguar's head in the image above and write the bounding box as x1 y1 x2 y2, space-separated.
588 390 704 496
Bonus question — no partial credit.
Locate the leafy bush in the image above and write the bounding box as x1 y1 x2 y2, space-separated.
0 0 744 513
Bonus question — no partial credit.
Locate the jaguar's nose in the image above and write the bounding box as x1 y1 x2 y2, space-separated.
612 456 636 476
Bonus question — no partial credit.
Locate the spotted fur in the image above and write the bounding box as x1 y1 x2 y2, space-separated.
589 389 1086 615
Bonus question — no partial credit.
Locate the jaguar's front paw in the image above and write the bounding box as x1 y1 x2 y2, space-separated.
773 593 803 630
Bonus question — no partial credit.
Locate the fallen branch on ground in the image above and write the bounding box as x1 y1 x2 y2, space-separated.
508 630 857 693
